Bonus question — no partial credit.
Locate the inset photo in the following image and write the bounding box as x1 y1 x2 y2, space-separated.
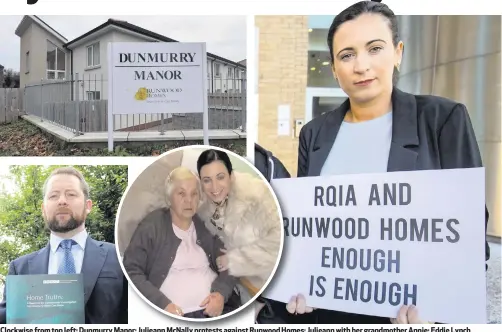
0 15 246 157
254 5 500 325
115 146 284 321
0 163 129 324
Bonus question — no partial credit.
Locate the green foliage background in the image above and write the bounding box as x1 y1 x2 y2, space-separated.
0 165 128 287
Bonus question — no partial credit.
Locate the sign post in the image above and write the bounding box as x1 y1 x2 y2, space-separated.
107 42 209 152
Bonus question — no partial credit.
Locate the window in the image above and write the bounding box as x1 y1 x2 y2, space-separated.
86 43 100 68
235 70 239 79
46 40 65 80
214 64 220 76
227 67 233 78
87 91 101 100
26 51 30 73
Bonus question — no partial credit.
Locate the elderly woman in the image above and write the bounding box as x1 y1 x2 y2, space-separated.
123 167 240 319
195 149 282 303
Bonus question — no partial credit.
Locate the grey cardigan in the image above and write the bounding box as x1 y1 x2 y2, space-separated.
123 208 237 310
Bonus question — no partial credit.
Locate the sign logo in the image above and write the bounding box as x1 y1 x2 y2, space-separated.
134 88 148 101
133 87 183 102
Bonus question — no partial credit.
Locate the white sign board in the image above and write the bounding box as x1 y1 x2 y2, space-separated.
264 168 487 324
277 105 290 136
107 42 209 150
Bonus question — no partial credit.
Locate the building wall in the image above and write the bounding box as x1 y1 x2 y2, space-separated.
396 15 501 238
255 16 308 176
20 23 67 87
19 24 33 87
211 59 244 93
71 30 120 98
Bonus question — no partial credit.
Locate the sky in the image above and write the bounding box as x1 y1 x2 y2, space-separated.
0 15 247 71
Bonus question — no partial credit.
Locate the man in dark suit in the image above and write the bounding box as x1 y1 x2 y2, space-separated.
0 167 127 324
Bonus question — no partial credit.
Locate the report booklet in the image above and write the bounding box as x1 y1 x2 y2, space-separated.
6 274 85 324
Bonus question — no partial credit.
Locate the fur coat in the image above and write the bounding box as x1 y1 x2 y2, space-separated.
197 171 282 290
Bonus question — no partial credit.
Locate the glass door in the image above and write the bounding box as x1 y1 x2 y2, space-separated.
305 87 347 123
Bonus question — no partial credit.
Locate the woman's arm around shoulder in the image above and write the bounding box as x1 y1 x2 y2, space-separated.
226 176 282 279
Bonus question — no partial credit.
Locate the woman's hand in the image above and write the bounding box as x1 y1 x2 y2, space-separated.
216 249 229 272
200 292 225 317
390 305 432 324
286 294 315 315
165 303 184 316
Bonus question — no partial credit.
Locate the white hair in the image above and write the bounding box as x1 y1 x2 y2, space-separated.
164 167 202 207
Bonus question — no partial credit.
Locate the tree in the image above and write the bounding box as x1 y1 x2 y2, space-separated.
0 165 128 284
3 69 12 88
2 69 20 88
12 71 20 88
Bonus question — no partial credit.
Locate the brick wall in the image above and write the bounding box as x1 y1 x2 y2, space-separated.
255 16 308 177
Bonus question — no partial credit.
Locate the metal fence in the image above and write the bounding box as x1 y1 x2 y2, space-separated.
0 88 23 124
23 73 246 135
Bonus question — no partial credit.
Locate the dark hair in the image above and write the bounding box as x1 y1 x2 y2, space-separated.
197 149 233 175
328 1 399 65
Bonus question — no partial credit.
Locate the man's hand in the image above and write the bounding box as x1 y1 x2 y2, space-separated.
200 292 225 317
165 303 183 316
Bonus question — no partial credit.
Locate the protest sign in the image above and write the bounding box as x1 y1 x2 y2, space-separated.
263 168 486 323
107 42 209 150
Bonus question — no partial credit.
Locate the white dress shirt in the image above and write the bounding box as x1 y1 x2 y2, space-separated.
48 229 88 274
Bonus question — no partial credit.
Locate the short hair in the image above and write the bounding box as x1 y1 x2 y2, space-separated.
165 167 201 205
196 149 233 175
43 167 90 200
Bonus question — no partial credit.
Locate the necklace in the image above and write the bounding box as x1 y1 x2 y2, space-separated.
210 196 228 231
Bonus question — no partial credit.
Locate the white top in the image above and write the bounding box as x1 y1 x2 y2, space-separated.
320 111 393 176
159 222 217 313
48 229 88 274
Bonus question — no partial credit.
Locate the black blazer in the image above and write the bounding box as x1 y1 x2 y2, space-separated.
294 88 490 323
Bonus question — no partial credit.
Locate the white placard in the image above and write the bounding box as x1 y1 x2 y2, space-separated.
109 42 206 115
107 42 209 151
264 168 487 324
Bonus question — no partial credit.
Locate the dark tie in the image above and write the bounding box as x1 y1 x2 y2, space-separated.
57 239 77 274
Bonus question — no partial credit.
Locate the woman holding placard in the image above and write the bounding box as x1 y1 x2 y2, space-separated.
259 0 490 325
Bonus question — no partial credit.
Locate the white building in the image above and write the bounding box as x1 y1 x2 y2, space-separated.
15 15 247 99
